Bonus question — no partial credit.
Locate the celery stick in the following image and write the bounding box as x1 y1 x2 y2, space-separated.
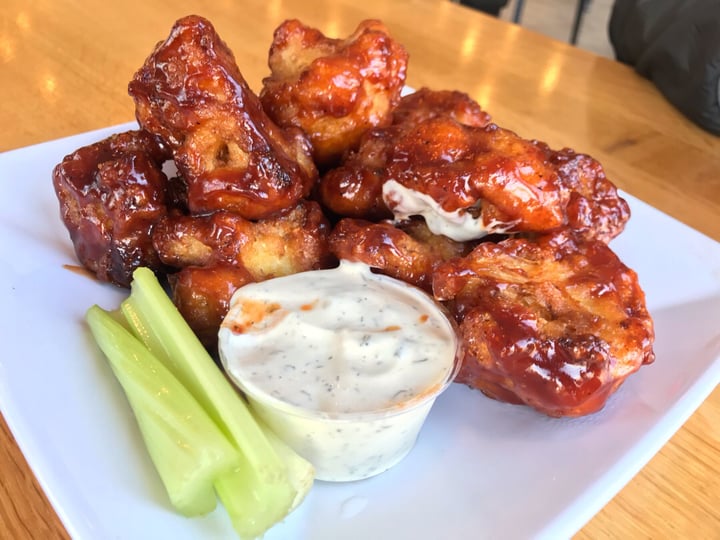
257 415 314 512
213 416 314 538
120 269 271 450
120 268 308 534
213 467 284 538
212 410 316 537
86 305 239 516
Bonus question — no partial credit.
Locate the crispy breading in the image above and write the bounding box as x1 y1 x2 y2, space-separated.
152 200 335 281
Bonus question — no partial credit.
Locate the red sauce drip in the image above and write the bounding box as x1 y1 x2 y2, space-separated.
228 300 281 334
62 263 97 281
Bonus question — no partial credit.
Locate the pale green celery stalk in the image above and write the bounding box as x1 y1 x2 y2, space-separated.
86 305 240 517
255 414 314 512
120 268 312 538
210 423 314 538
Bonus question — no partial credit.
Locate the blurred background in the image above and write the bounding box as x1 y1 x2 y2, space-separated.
458 0 615 58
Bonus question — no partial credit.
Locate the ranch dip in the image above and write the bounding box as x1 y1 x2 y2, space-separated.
218 261 459 481
382 179 519 241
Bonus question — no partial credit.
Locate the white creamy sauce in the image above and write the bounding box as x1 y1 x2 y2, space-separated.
219 261 455 414
382 179 519 241
218 261 458 481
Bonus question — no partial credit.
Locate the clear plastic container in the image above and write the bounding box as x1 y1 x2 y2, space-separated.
219 261 462 481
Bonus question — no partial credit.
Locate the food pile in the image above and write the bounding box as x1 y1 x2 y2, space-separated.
52 15 654 419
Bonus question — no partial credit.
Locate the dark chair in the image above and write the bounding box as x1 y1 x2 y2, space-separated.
458 0 593 45
458 0 510 17
512 0 593 45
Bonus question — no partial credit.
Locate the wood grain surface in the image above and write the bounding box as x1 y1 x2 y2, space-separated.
1 1 718 538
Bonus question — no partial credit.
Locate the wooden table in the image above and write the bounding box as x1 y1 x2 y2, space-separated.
1 1 718 537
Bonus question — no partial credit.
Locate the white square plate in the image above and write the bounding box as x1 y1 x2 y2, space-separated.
1 124 719 539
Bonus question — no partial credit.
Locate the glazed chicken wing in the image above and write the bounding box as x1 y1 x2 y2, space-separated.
169 264 255 353
317 125 394 220
391 87 492 128
318 88 494 221
433 231 654 417
320 106 566 237
152 200 334 281
129 15 317 219
537 142 630 243
52 130 171 287
260 19 408 167
320 87 629 243
156 199 333 350
329 217 475 291
381 120 567 240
